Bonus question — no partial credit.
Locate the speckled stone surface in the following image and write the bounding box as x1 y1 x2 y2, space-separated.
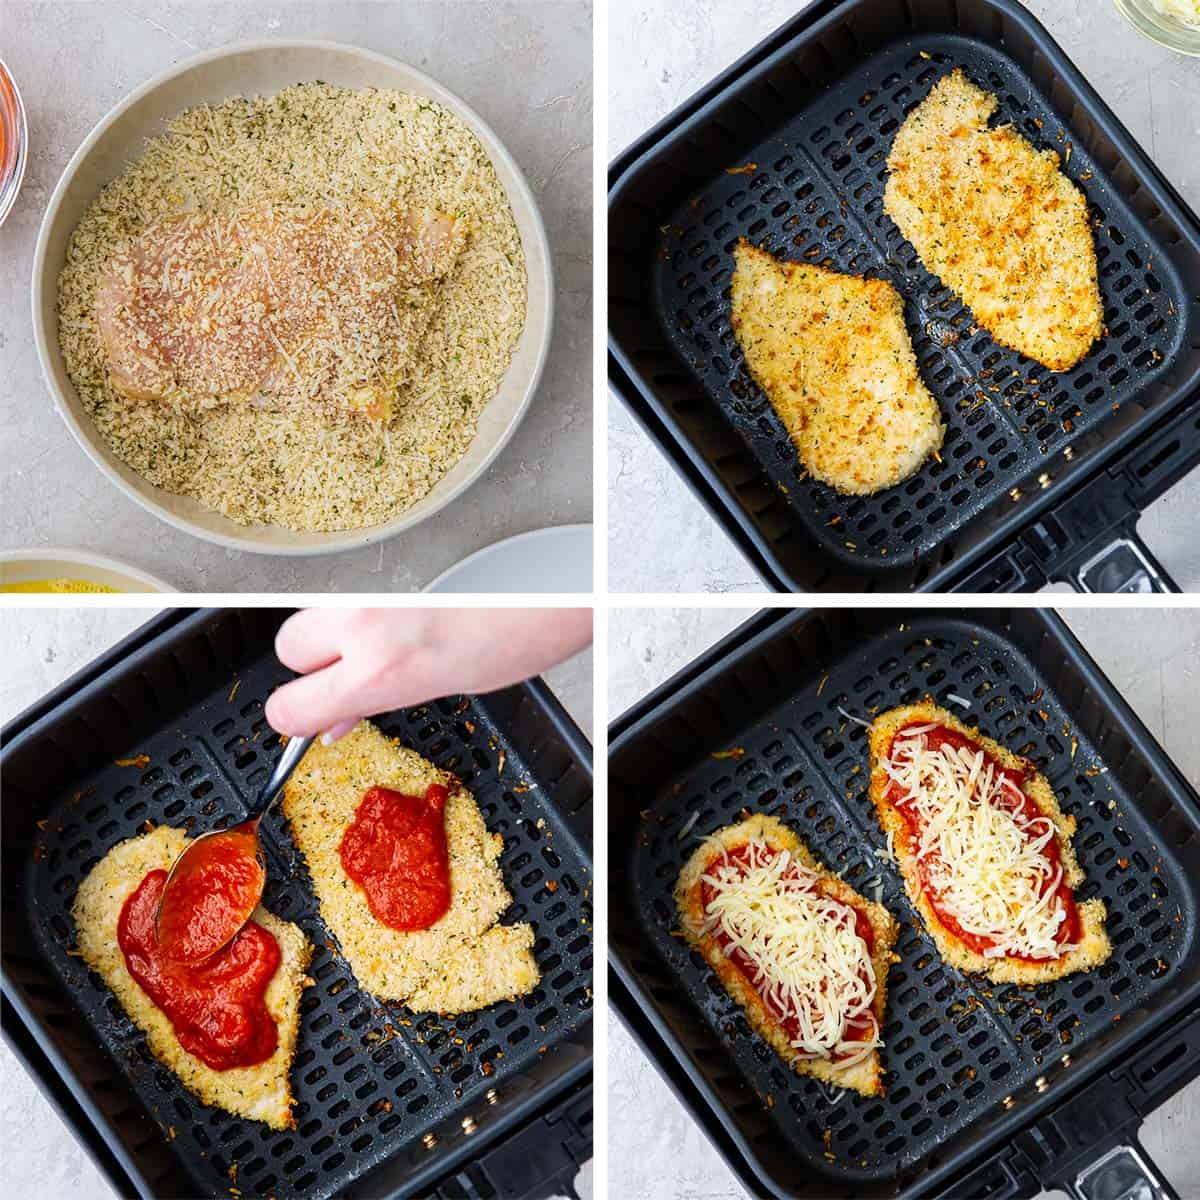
0 607 592 1198
608 0 1200 594
608 605 1200 1198
0 0 592 592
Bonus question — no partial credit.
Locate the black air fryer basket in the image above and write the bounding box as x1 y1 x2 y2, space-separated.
608 0 1200 593
1 609 593 1200
609 608 1200 1198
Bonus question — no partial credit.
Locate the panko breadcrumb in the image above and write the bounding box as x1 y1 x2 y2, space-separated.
884 70 1102 372
71 826 313 1129
731 240 944 495
281 722 539 1013
57 82 526 531
405 923 539 1013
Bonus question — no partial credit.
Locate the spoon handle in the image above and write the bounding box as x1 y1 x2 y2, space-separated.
247 734 315 824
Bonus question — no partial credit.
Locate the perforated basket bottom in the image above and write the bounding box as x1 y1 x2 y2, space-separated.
653 35 1188 570
24 660 592 1200
630 616 1194 1189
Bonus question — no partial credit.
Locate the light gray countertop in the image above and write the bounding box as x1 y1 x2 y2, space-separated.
608 605 1200 1199
0 606 592 1198
608 0 1200 594
0 0 592 593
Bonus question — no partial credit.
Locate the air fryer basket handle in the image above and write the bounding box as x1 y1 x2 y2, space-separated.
425 1080 591 1200
947 1114 1186 1200
1018 1010 1200 1200
1060 1139 1180 1200
1062 524 1181 593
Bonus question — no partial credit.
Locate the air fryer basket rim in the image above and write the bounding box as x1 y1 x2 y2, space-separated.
1 989 149 1195
0 610 189 1199
607 607 1200 1199
611 951 1200 1200
607 0 1200 593
608 964 771 1191
1 608 594 1200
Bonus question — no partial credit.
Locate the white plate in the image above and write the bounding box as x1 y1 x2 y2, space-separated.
0 548 176 593
424 524 593 594
31 41 553 556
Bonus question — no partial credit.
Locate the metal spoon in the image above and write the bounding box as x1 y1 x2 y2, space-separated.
156 734 315 964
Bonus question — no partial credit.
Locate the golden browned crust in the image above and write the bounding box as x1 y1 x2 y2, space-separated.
883 69 1102 372
72 826 313 1129
868 702 1110 985
403 924 540 1013
674 813 899 1097
730 240 944 495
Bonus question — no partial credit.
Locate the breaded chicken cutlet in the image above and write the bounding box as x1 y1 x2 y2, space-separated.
731 240 945 495
676 814 899 1097
884 69 1102 372
869 702 1110 985
72 826 313 1129
96 203 464 420
281 722 538 1013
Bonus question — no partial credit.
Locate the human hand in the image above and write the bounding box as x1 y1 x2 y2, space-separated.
265 608 591 740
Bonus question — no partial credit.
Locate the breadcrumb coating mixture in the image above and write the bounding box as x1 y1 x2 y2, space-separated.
884 69 1102 372
731 240 944 495
58 83 526 530
281 722 539 1013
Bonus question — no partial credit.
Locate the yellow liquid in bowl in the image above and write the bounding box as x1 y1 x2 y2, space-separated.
0 578 120 593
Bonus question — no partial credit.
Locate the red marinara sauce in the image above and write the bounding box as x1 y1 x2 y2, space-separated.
118 869 281 1070
700 844 876 1056
155 822 265 964
885 722 1080 961
339 784 452 931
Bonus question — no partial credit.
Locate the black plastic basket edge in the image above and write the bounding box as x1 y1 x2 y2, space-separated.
608 964 767 1188
610 963 1200 1200
0 608 595 1200
609 360 793 590
606 607 1200 1199
1 988 148 1195
607 0 1200 594
0 611 231 1199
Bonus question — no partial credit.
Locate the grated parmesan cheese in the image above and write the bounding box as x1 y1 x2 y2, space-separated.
677 810 700 842
836 704 872 730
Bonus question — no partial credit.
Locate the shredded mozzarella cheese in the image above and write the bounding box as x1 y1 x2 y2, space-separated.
677 810 700 842
699 840 879 1063
836 704 873 729
886 729 1073 959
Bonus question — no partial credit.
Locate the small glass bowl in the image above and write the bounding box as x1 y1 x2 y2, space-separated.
1114 0 1200 55
0 59 28 226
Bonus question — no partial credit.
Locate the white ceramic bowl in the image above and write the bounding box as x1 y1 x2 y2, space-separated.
0 548 176 593
31 42 553 556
